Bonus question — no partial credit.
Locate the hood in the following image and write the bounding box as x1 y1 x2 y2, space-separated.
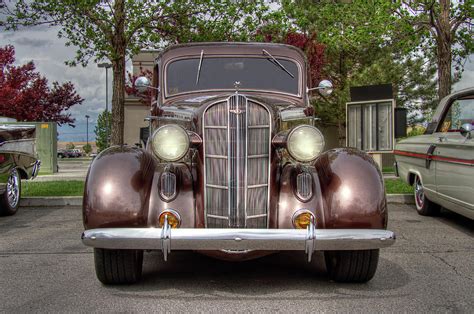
161 92 301 114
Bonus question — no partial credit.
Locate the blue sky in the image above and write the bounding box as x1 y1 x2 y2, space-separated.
1 25 473 142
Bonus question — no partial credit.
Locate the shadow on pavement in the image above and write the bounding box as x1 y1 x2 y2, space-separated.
109 250 410 300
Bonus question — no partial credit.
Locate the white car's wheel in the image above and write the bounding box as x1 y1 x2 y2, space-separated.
414 175 439 216
0 168 21 216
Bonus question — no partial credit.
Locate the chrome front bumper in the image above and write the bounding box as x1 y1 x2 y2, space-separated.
82 219 396 262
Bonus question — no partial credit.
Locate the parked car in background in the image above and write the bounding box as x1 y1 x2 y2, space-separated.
57 149 70 158
0 125 40 216
395 87 474 219
59 148 82 158
82 42 396 285
72 149 82 157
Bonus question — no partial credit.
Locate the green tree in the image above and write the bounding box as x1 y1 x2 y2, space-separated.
1 0 281 145
396 0 473 100
82 143 92 155
282 0 420 144
66 142 75 150
95 111 112 152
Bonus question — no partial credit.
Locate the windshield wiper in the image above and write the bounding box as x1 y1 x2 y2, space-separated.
262 49 295 78
196 49 204 85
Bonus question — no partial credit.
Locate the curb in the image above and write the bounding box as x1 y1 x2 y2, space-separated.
386 194 415 204
20 196 82 207
20 194 415 207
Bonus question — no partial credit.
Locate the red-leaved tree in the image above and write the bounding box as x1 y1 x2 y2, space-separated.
0 45 83 126
259 30 326 88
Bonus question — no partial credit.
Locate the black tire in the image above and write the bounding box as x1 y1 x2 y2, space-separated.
325 249 379 283
94 248 143 285
0 168 21 216
414 175 440 216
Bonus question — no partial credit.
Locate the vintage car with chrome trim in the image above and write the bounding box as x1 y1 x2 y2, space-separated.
82 43 396 285
0 124 40 216
394 87 474 219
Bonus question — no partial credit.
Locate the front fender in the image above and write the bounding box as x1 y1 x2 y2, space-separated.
83 146 156 229
314 148 387 229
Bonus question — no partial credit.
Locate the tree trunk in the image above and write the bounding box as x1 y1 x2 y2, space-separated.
111 57 125 145
436 0 452 101
110 0 126 146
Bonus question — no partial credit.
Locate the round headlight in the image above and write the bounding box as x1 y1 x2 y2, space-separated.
152 125 189 161
287 125 324 162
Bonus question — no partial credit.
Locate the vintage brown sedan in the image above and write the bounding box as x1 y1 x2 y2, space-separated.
0 124 40 216
82 43 395 284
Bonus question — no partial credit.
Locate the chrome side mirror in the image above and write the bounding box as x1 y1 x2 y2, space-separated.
135 76 151 93
460 123 473 139
307 80 333 96
317 80 333 96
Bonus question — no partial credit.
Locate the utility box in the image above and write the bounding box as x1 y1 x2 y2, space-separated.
1 122 57 174
346 99 395 152
35 122 57 174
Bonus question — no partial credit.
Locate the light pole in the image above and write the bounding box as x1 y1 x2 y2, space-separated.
97 62 112 146
85 115 90 147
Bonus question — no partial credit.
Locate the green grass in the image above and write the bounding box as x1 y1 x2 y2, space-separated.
22 180 84 197
382 166 394 173
384 178 412 194
20 178 413 197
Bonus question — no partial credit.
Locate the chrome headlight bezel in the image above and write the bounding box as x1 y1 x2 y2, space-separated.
287 125 325 162
151 124 190 161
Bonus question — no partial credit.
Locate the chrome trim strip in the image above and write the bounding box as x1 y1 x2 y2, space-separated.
206 154 228 159
437 190 474 208
82 228 396 261
227 96 231 226
204 126 227 129
246 214 268 219
248 154 269 159
236 94 241 227
248 125 270 129
206 184 228 190
207 214 230 220
244 95 249 227
248 183 268 189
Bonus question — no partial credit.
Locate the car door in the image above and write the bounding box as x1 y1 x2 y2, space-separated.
433 96 474 215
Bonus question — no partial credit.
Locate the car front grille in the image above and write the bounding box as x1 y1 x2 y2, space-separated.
203 94 271 228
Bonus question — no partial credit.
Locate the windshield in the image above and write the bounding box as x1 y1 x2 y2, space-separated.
166 57 300 96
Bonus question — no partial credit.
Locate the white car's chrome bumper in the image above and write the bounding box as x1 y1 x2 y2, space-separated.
82 219 396 262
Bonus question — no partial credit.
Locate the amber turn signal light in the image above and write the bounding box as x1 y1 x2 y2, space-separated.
292 210 314 229
158 210 181 228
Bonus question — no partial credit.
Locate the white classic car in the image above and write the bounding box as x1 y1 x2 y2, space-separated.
394 87 473 219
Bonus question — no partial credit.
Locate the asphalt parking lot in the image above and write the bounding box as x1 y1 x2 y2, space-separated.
0 204 472 312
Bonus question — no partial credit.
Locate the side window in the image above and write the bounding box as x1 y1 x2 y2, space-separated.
438 98 474 133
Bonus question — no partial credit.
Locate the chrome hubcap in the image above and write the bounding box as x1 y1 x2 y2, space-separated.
415 178 424 208
6 169 19 208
